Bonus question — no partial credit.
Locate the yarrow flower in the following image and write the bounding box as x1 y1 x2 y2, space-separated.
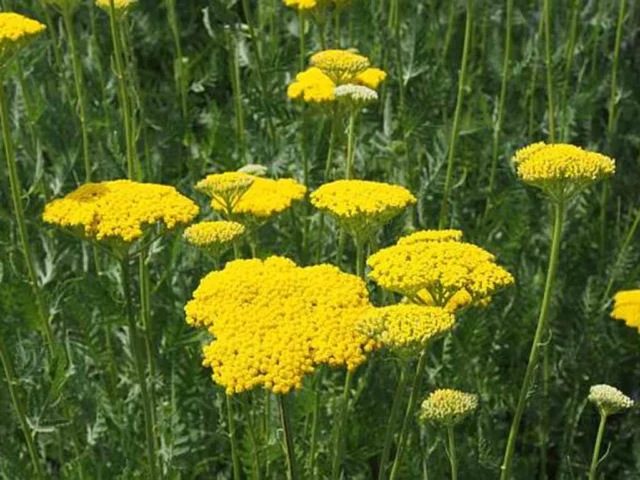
310 180 416 240
283 0 351 12
397 229 464 245
43 180 198 244
420 389 478 427
588 384 633 417
95 0 137 11
183 221 245 260
359 304 455 351
367 236 514 310
0 13 46 61
287 67 337 104
196 172 255 214
185 256 376 395
513 142 615 201
334 84 378 107
611 290 640 332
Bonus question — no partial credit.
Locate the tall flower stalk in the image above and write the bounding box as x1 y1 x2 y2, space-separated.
559 0 580 141
543 0 555 142
279 395 298 479
166 0 187 119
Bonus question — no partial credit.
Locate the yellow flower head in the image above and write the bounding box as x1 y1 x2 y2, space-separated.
95 0 137 11
588 384 633 417
397 229 464 246
367 240 514 308
513 142 615 201
212 177 307 220
196 172 255 213
43 180 199 243
310 180 416 240
0 13 46 60
611 290 640 332
359 304 455 351
354 68 387 90
283 0 321 11
420 389 478 427
185 256 376 395
184 221 245 259
310 49 370 82
287 67 336 104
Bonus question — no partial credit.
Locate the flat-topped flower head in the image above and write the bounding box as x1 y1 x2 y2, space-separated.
196 172 255 214
588 384 633 417
283 0 323 11
359 304 454 352
287 67 336 104
354 68 387 89
310 49 370 82
611 290 640 332
513 142 615 202
420 389 478 427
211 177 306 221
96 0 137 12
334 84 378 108
397 229 464 246
43 180 198 245
310 180 416 241
184 221 245 260
0 13 46 61
185 256 375 395
367 240 514 309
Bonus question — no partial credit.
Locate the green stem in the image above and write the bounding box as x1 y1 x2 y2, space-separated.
166 0 188 119
438 0 473 229
120 258 159 479
602 207 640 304
442 0 456 61
388 348 429 480
559 0 580 141
324 106 340 181
298 10 306 72
308 370 323 478
226 395 242 480
355 238 365 278
345 112 357 179
279 395 298 480
227 29 246 163
377 362 408 480
588 414 608 480
608 0 626 145
447 426 457 480
331 371 353 480
500 201 565 480
0 336 45 479
543 0 556 142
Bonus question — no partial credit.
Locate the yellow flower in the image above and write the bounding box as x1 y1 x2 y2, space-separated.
287 67 336 104
420 389 478 427
310 50 370 82
354 68 387 90
0 13 46 60
310 180 416 240
95 0 137 11
367 240 514 308
43 180 199 243
283 0 321 11
359 304 454 351
196 172 255 214
185 256 376 395
588 384 634 416
183 221 245 259
513 142 615 201
397 229 464 246
611 290 640 332
212 177 307 220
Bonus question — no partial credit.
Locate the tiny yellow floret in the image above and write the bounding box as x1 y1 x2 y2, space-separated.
611 290 640 332
420 389 478 426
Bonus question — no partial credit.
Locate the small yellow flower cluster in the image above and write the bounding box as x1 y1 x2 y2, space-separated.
513 142 615 200
43 180 199 243
358 304 454 351
397 229 464 246
185 256 376 395
588 384 633 416
310 180 416 239
0 13 46 60
420 389 478 427
611 290 640 332
310 50 371 82
95 0 137 11
367 235 514 309
283 0 351 13
196 172 255 213
287 67 337 104
183 221 245 259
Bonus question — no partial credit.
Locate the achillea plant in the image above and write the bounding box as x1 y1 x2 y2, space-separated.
183 221 246 264
611 290 640 331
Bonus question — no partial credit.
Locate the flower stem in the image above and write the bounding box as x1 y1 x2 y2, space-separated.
447 426 458 480
166 0 188 120
345 112 357 179
298 10 306 72
331 370 353 480
559 0 580 141
543 0 556 142
279 394 298 480
438 0 473 229
377 361 408 480
226 28 246 163
308 370 323 478
225 395 242 480
588 414 608 480
500 201 565 480
0 336 45 479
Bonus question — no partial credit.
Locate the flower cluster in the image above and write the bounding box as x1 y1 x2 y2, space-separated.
611 290 640 332
513 143 615 201
95 0 137 11
43 180 199 243
397 229 464 245
367 235 514 310
420 389 478 427
358 304 454 351
185 257 376 395
588 384 633 417
196 171 255 213
310 180 416 240
183 221 245 259
0 13 46 61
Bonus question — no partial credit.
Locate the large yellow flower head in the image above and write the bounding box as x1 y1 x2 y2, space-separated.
310 180 416 240
95 0 137 12
513 142 615 201
611 290 640 332
212 177 307 221
359 304 455 351
185 256 376 395
287 67 337 104
420 389 478 427
183 221 245 259
367 239 514 309
43 180 199 244
0 13 46 61
196 172 255 214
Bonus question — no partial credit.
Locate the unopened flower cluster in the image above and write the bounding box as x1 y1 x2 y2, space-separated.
185 256 376 395
420 389 478 427
196 172 255 213
95 0 137 11
310 180 416 239
43 180 199 242
611 290 640 332
588 384 633 416
0 13 46 60
184 221 245 258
